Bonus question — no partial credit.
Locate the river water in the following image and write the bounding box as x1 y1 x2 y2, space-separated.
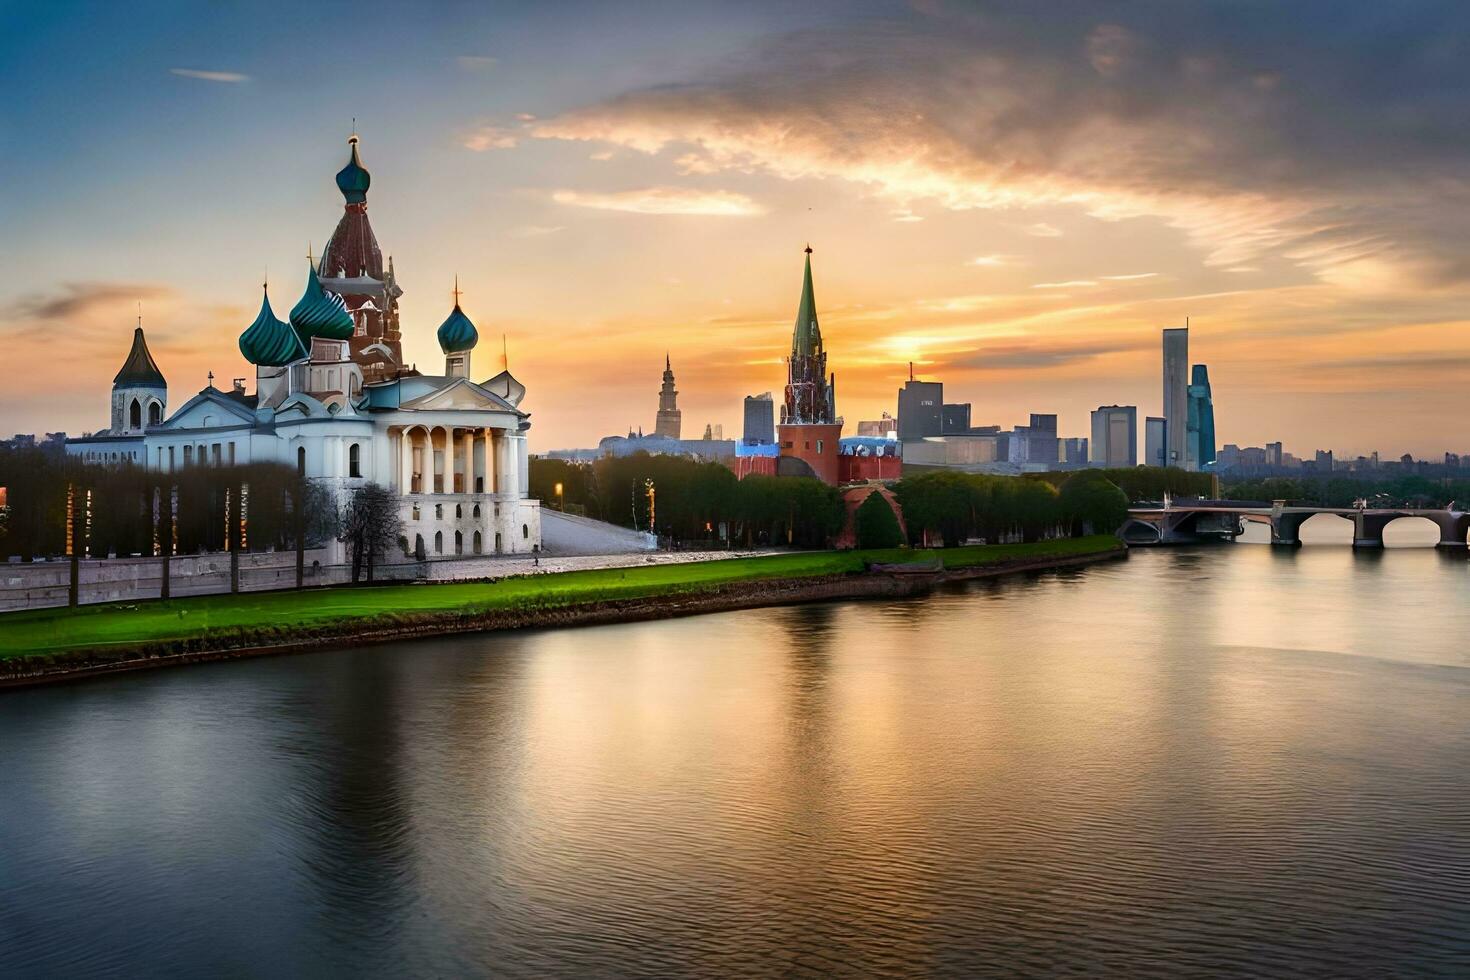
2 526 1468 977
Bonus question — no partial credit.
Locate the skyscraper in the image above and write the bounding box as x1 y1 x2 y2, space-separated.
1162 327 1189 468
1186 364 1215 470
655 354 681 439
1090 405 1138 467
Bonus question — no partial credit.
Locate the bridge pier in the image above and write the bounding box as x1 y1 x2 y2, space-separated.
1270 511 1310 547
1433 511 1470 549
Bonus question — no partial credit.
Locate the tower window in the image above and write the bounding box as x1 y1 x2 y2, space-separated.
129 399 141 429
148 401 162 425
349 443 361 478
297 446 306 475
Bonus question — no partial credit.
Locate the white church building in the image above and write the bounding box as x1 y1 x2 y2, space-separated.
67 136 541 561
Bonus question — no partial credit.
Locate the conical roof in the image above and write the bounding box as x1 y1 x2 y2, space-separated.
290 263 354 342
239 287 307 366
792 246 821 357
437 303 478 353
113 326 166 388
335 135 371 204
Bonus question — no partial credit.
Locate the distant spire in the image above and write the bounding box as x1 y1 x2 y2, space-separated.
665 351 671 371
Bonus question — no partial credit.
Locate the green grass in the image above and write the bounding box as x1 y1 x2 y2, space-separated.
0 536 1121 660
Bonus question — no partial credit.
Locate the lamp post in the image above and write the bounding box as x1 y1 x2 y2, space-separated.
554 481 564 512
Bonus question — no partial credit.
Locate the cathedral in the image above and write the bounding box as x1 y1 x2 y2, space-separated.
67 136 542 560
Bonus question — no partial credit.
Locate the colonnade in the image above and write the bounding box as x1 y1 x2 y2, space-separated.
394 424 517 497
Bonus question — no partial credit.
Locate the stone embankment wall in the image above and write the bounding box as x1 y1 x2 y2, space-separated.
0 547 766 613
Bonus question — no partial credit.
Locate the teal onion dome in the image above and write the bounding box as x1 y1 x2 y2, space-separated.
437 303 478 354
239 287 305 366
335 135 371 204
290 264 355 342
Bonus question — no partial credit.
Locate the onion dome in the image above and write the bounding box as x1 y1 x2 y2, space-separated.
437 303 478 354
114 325 167 388
239 287 306 366
335 135 371 204
289 263 354 341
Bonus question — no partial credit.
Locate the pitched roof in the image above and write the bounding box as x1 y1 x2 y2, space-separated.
113 326 166 388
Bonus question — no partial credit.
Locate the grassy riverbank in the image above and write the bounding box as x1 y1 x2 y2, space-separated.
0 536 1123 667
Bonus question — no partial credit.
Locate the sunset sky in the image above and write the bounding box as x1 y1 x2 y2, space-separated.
5 1 1470 456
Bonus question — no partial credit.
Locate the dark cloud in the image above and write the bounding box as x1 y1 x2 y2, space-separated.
15 282 174 322
537 1 1470 283
941 337 1153 371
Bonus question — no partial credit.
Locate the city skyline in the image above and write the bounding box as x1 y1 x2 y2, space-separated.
7 2 1470 455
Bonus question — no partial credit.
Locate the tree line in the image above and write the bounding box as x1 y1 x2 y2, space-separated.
1220 473 1470 509
0 447 333 561
532 454 1137 549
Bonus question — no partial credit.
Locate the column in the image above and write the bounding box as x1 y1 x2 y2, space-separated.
482 428 494 494
399 428 413 494
442 426 454 495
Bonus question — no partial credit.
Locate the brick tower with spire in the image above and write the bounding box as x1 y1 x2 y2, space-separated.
777 246 843 483
655 353 682 439
317 133 406 383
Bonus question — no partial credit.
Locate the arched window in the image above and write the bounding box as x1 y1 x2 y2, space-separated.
129 399 141 428
148 401 162 425
495 532 502 553
348 442 361 478
414 533 424 558
473 531 482 554
297 446 306 475
454 530 463 555
411 503 420 521
434 531 443 554
522 523 529 539
455 504 463 519
472 504 480 518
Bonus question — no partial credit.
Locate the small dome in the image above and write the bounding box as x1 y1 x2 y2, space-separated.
239 287 306 367
290 264 354 342
437 303 478 354
335 135 371 204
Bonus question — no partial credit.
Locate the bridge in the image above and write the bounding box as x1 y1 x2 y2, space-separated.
1120 498 1470 549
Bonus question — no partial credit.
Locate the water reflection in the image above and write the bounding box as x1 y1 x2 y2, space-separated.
2 545 1467 976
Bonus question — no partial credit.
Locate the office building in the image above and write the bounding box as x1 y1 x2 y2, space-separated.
1145 416 1166 468
897 378 943 440
942 403 972 434
1186 364 1215 470
1162 327 1189 468
742 392 775 445
1089 405 1137 468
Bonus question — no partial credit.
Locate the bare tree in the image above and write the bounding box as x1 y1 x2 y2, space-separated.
339 483 403 584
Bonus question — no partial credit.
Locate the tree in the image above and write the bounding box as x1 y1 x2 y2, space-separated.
854 490 903 549
895 471 974 546
338 483 403 583
1058 470 1129 536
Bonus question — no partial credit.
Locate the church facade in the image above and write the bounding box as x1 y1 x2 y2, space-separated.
66 136 541 561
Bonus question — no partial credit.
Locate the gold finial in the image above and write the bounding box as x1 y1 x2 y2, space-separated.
307 242 314 265
349 117 358 144
137 301 142 329
452 274 462 306
502 333 509 371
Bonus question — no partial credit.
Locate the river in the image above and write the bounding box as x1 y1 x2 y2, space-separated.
2 528 1467 977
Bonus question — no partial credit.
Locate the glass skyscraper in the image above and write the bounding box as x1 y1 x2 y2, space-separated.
1186 364 1216 471
1161 327 1189 468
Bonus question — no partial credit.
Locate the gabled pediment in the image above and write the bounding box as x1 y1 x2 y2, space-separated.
157 388 257 430
401 377 518 413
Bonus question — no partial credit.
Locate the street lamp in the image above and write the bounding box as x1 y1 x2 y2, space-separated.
554 481 564 512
